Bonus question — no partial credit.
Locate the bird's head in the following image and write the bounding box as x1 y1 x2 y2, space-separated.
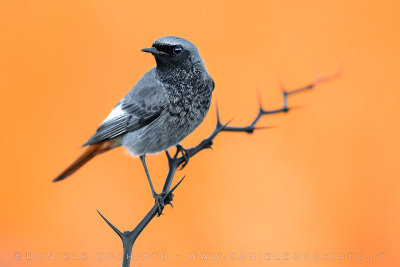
141 36 203 70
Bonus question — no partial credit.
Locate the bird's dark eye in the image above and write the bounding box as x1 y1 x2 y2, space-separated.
173 46 183 55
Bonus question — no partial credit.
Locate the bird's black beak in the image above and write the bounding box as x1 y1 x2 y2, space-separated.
141 47 168 55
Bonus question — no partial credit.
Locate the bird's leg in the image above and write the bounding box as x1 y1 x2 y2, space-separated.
139 155 164 216
176 144 190 169
139 155 156 194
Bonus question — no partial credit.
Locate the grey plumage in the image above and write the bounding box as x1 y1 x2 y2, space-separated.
54 36 213 182
84 36 214 156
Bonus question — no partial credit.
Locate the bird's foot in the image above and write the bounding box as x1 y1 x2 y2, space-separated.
153 192 174 216
176 144 189 169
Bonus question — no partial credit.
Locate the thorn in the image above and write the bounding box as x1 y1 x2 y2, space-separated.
277 75 287 94
97 210 123 239
215 100 222 127
224 118 234 128
316 63 343 85
254 125 277 130
256 88 264 111
218 118 234 132
168 175 186 196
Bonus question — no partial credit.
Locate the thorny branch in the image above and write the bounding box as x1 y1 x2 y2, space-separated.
97 69 341 267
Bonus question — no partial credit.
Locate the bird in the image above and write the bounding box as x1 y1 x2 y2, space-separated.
53 36 214 210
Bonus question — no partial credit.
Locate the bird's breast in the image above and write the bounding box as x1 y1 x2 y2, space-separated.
123 68 213 156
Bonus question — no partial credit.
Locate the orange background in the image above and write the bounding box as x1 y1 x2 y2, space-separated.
1 0 399 266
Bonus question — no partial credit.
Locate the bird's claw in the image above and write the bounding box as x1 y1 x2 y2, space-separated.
153 193 165 216
165 193 174 208
153 192 174 216
176 144 190 169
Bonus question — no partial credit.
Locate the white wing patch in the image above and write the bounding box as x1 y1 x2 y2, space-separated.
103 104 125 123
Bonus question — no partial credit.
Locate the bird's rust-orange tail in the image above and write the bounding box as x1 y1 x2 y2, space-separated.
53 140 119 182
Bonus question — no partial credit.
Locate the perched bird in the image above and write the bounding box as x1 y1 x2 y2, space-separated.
54 36 214 210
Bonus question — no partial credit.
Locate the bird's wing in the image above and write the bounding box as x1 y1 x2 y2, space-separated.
83 70 169 146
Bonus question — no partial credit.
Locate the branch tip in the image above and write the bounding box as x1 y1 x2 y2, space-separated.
168 175 186 196
254 125 277 130
276 74 286 92
224 118 234 127
256 88 264 111
215 101 222 127
97 210 123 239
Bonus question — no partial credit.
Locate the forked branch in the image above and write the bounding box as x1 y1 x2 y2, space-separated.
97 68 341 267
